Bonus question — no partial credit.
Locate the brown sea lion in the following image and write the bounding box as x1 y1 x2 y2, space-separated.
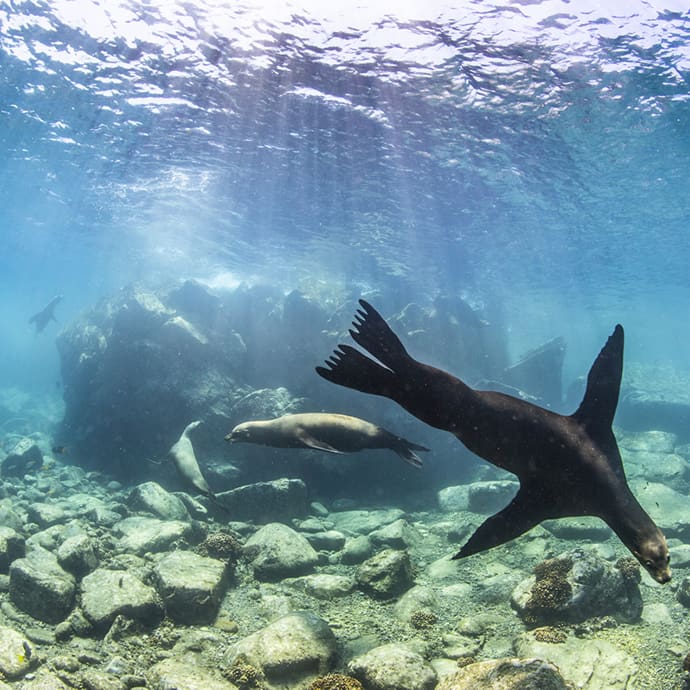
316 299 671 584
169 420 214 498
225 412 428 467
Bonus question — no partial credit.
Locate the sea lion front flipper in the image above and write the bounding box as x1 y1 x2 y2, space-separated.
452 488 546 559
573 324 624 436
296 430 346 454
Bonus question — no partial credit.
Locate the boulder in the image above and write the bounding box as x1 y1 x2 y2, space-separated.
54 282 334 480
0 626 34 680
214 478 308 523
56 534 99 577
0 527 25 573
436 657 569 690
26 503 66 528
676 575 690 608
370 519 420 550
438 481 518 514
148 655 237 690
80 568 164 632
9 548 75 623
348 643 436 690
244 523 319 580
114 517 194 555
226 611 336 685
1 438 43 477
330 509 405 535
356 548 414 599
153 551 228 624
515 632 638 689
510 549 642 626
301 574 355 600
305 530 346 552
128 481 190 521
341 535 373 565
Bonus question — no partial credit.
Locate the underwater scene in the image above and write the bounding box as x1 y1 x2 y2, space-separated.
1 0 690 688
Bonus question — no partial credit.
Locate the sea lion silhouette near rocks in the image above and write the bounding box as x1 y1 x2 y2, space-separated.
316 299 671 584
29 295 62 333
225 412 428 468
169 421 214 498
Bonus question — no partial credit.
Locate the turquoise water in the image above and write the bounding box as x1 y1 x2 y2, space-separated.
2 4 690 688
1 1 690 401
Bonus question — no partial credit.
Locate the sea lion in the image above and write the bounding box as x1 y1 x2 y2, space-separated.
169 421 214 498
316 299 671 584
29 295 62 334
225 412 428 467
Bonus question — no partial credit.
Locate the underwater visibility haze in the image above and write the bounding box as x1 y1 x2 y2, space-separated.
1 1 690 689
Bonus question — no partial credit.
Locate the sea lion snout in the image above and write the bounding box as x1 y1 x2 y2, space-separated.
225 424 248 443
634 536 671 583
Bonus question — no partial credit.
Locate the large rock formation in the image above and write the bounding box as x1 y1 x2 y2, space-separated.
55 280 563 496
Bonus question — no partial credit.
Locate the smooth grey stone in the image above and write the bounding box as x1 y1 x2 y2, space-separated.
330 508 405 535
113 517 193 555
226 612 336 684
153 551 227 624
305 530 346 551
127 481 190 521
80 568 164 632
341 535 373 565
214 478 308 523
57 534 99 577
514 633 637 689
356 548 414 600
0 527 25 574
244 523 319 580
348 642 437 690
9 548 75 623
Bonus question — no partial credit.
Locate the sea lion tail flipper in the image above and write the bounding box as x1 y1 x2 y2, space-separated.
452 489 544 559
573 324 623 435
390 437 429 468
349 299 411 371
316 344 397 397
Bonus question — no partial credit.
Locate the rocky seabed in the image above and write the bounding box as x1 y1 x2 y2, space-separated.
0 428 688 689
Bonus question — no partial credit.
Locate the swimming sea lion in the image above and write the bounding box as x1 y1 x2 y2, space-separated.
225 412 428 468
316 299 671 584
169 421 214 497
29 295 63 334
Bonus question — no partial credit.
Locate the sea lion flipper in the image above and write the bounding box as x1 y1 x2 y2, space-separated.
297 431 346 454
452 489 545 559
316 344 396 397
349 299 410 371
573 324 624 434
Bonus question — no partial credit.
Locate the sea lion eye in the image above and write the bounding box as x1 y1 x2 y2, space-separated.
644 560 653 568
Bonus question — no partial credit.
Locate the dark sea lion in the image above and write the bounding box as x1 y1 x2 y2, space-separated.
225 412 428 467
29 295 63 334
316 299 671 584
169 421 214 498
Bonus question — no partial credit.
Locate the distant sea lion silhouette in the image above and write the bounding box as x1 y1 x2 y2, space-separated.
316 299 671 584
29 295 62 333
225 412 428 468
169 421 214 498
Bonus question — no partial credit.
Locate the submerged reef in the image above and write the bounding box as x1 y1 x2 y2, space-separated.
0 428 684 688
